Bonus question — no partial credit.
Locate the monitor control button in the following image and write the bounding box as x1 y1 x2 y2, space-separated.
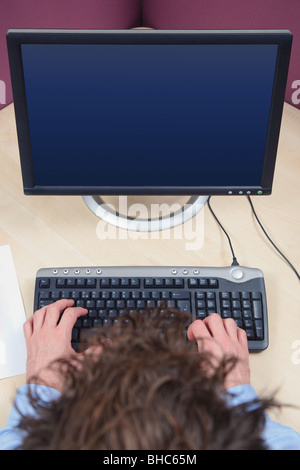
231 269 244 280
171 269 178 275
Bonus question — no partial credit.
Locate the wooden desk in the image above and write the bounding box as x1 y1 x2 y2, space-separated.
0 102 299 433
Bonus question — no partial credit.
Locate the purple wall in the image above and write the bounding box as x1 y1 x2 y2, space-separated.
143 0 300 109
0 0 299 110
0 0 141 109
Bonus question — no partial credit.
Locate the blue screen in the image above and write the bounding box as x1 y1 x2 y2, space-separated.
21 43 277 188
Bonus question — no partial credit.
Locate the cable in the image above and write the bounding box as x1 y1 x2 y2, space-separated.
247 196 300 281
207 196 239 266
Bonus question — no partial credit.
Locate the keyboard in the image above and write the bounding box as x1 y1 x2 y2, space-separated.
34 266 269 352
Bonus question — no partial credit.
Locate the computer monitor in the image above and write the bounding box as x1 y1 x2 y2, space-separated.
7 29 292 230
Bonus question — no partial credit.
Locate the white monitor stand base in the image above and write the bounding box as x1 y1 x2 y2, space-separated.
82 195 209 232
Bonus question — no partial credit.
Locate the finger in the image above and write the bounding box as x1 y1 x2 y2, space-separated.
43 299 75 327
58 306 88 337
203 313 225 337
223 317 238 338
32 306 47 330
187 319 211 341
237 326 248 348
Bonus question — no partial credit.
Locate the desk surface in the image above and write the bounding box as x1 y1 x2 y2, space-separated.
0 103 299 432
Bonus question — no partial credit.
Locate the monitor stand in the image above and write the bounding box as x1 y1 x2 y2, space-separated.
82 195 208 232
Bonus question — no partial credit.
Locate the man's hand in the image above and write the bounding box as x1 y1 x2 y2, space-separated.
23 299 88 392
187 313 250 389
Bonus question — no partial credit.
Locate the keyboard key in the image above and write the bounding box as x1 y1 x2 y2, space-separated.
71 290 80 300
177 300 191 311
67 278 76 288
171 291 190 300
242 309 252 319
108 310 117 319
39 278 50 288
174 278 184 288
206 291 215 300
246 329 254 340
207 300 216 310
255 320 264 339
199 278 208 288
197 300 206 309
98 310 108 319
233 310 242 319
244 319 253 329
82 319 92 328
196 310 206 319
144 278 154 288
231 291 240 300
253 300 263 319
221 310 231 318
221 291 230 300
136 300 145 309
252 291 261 300
188 278 198 288
130 278 140 287
88 309 98 318
87 278 97 288
126 300 135 309
110 278 119 287
51 290 61 300
76 278 85 288
56 278 66 288
39 291 50 300
196 292 205 299
241 292 250 300
242 300 251 309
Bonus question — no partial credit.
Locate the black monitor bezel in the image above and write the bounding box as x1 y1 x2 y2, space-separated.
6 29 292 196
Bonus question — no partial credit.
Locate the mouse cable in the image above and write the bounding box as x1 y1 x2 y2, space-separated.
247 195 300 281
207 196 239 266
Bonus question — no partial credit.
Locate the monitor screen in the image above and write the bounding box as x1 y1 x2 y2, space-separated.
7 29 292 196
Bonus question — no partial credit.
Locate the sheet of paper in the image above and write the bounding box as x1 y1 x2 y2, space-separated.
0 245 27 379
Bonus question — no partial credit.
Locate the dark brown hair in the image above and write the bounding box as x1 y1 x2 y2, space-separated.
18 308 274 450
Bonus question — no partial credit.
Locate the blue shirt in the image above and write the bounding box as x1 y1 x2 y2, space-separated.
0 383 299 450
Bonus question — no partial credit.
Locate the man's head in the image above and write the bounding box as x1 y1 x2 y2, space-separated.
19 308 273 450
